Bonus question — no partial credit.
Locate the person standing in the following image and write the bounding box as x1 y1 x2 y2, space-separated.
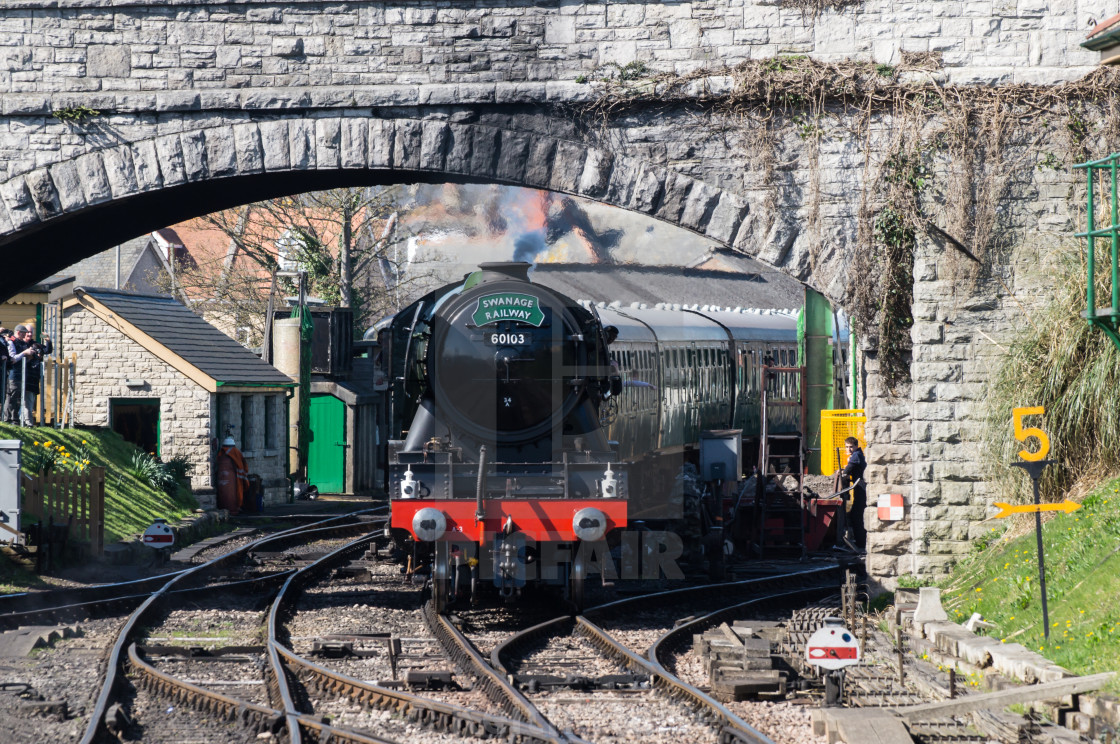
0 329 10 419
841 436 867 551
5 324 52 425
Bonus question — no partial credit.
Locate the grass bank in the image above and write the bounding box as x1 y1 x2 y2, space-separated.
936 474 1120 690
0 423 199 545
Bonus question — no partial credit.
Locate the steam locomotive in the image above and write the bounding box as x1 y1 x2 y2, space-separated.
385 262 834 611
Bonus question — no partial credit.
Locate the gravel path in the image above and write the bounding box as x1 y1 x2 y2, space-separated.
0 615 126 744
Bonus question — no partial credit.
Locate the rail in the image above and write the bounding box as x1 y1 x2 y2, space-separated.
264 523 563 744
490 564 843 744
424 601 565 741
79 510 378 744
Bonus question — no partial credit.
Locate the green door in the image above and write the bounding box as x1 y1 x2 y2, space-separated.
308 395 346 493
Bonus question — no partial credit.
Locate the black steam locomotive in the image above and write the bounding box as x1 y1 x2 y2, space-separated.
386 263 626 611
385 262 827 611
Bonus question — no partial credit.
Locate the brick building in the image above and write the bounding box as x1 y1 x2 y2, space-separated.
62 288 295 506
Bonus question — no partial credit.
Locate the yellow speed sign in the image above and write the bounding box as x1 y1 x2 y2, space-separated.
1012 406 1050 462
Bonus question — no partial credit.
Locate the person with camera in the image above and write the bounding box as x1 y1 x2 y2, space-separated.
5 324 52 425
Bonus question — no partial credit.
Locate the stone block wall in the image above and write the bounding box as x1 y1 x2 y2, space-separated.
214 391 288 505
63 302 213 490
0 0 1112 183
5 0 1115 584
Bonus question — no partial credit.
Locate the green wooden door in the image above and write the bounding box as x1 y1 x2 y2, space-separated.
308 395 346 493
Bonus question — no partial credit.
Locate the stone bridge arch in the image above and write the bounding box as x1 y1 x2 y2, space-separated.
0 114 811 302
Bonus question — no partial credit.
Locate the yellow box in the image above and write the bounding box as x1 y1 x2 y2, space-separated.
820 409 867 474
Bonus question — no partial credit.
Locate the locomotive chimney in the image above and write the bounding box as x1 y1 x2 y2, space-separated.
477 262 532 282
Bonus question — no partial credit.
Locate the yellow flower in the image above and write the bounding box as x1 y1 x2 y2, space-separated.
81 440 87 444
1009 616 1015 621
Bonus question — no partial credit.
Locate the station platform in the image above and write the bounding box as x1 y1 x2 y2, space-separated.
244 491 385 519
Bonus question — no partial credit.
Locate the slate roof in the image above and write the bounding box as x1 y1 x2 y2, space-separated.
76 288 294 387
67 236 153 289
529 260 802 311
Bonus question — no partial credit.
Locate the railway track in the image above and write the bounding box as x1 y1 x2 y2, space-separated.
482 564 843 744
75 511 382 743
271 533 562 743
122 515 563 744
17 528 1063 744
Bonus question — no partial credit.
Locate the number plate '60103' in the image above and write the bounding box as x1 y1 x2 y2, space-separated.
485 332 532 346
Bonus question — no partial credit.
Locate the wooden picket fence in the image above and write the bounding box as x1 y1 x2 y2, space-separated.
22 466 105 555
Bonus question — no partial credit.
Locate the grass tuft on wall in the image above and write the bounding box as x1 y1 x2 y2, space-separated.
981 248 1120 504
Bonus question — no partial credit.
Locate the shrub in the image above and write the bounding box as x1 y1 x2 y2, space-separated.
128 451 174 493
164 454 192 482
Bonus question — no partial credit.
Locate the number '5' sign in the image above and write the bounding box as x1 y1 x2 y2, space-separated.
1012 406 1050 462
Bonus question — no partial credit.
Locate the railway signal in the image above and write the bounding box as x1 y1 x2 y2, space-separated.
806 617 860 706
805 618 861 671
142 519 175 547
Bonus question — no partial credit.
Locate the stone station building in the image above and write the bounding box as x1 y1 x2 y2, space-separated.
62 288 295 506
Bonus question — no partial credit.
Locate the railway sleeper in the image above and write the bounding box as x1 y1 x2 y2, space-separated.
513 673 649 692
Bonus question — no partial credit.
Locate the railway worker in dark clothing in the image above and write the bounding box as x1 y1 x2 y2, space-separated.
0 329 9 418
841 436 867 551
5 324 52 425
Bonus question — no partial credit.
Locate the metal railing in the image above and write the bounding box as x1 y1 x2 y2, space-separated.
0 353 77 428
1075 152 1120 349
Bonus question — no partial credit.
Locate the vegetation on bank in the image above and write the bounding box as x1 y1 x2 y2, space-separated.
981 247 1120 504
0 423 199 546
934 474 1120 691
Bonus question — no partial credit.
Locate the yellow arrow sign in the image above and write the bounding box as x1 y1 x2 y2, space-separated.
991 500 1081 519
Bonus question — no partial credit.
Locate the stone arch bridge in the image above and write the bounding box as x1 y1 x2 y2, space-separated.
0 0 1102 587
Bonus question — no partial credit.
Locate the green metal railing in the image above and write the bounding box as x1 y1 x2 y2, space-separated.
1075 152 1120 350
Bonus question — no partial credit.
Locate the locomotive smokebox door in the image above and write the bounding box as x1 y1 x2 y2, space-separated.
699 430 743 482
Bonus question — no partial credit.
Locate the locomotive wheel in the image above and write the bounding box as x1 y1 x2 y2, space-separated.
569 550 586 611
433 541 451 614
